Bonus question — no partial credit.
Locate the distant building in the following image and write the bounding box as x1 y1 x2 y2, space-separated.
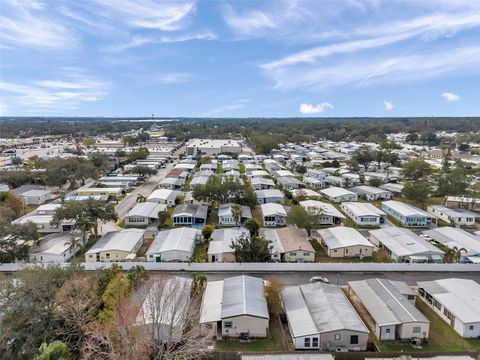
186 139 242 156
445 196 480 212
417 278 480 338
350 185 392 201
282 283 369 351
20 189 51 205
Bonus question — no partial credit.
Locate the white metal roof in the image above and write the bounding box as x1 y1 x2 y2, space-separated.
299 200 346 219
293 188 321 198
147 227 198 255
86 228 145 254
282 283 368 337
208 227 249 255
255 189 284 199
261 203 287 217
200 275 269 323
147 189 180 202
417 278 480 324
30 232 81 256
351 185 391 195
318 227 373 249
349 278 429 327
424 227 480 257
126 202 167 219
320 186 356 198
369 227 444 258
341 202 386 217
382 200 433 218
428 205 477 219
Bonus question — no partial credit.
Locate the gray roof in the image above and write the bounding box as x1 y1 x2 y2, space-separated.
382 200 432 218
317 227 373 249
218 203 252 219
423 227 480 256
369 227 444 258
349 278 429 326
341 202 386 216
146 227 198 255
222 275 269 319
126 202 167 219
428 204 477 218
30 232 81 256
86 229 145 254
172 203 208 219
208 227 249 255
282 283 368 337
351 185 391 195
255 189 284 199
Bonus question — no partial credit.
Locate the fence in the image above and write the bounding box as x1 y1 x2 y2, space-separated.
2 261 480 273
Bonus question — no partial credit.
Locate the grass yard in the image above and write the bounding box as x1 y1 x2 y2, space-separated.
136 236 154 257
192 241 208 262
376 298 480 352
216 317 286 352
309 239 392 263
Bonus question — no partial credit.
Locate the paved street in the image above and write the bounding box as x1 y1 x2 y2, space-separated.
184 271 480 287
114 163 174 219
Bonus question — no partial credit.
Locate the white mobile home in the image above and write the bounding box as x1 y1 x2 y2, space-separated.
208 227 249 262
316 227 373 258
260 203 287 226
299 200 346 225
29 232 83 263
341 202 387 226
146 227 199 262
350 186 392 201
320 187 358 203
423 227 480 263
382 200 436 227
427 205 477 226
262 227 315 263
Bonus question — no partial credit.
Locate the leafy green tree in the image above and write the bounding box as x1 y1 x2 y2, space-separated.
405 133 419 143
126 265 147 288
125 165 157 177
244 219 260 237
368 177 383 187
201 224 214 241
97 273 131 323
34 341 69 360
352 145 375 171
401 158 432 181
402 180 431 208
192 273 208 294
231 233 271 263
435 169 469 196
128 147 149 161
287 205 324 236
0 215 39 262
231 204 242 227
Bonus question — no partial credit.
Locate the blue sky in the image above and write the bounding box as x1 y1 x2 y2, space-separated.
0 0 479 117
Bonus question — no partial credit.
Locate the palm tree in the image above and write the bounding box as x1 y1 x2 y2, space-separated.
136 194 146 203
65 234 82 262
231 204 242 227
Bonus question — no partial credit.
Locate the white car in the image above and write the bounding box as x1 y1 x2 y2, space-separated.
309 276 330 284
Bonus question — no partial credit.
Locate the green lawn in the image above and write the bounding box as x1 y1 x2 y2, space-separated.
309 239 391 263
216 318 286 352
192 241 208 262
376 298 480 352
184 176 192 191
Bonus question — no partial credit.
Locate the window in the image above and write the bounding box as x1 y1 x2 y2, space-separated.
105 253 110 259
304 338 310 347
386 328 390 333
334 334 341 340
224 321 233 329
303 252 310 256
312 338 318 347
413 327 421 334
345 248 349 254
350 335 358 344
469 325 474 331
290 252 297 256
433 298 442 310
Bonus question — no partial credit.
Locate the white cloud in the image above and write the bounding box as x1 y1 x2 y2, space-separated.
263 46 480 90
384 100 394 111
223 5 276 35
299 102 333 114
0 0 76 50
153 73 195 84
0 70 109 113
442 92 460 102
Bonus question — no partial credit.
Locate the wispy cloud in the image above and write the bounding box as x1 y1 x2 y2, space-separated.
0 70 109 113
299 102 333 114
223 4 276 36
203 99 250 117
0 0 76 50
384 100 394 111
153 73 195 84
442 92 460 102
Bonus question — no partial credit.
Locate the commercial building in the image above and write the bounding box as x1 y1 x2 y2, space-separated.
316 227 374 258
262 227 315 262
146 227 199 262
382 200 437 227
369 227 444 263
417 278 480 338
200 275 269 338
281 283 369 351
85 229 145 262
186 139 242 156
341 202 386 226
348 278 429 340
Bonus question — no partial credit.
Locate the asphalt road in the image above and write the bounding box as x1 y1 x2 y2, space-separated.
176 271 480 287
114 163 174 219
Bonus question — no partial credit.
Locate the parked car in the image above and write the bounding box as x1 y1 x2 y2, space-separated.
309 276 330 284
